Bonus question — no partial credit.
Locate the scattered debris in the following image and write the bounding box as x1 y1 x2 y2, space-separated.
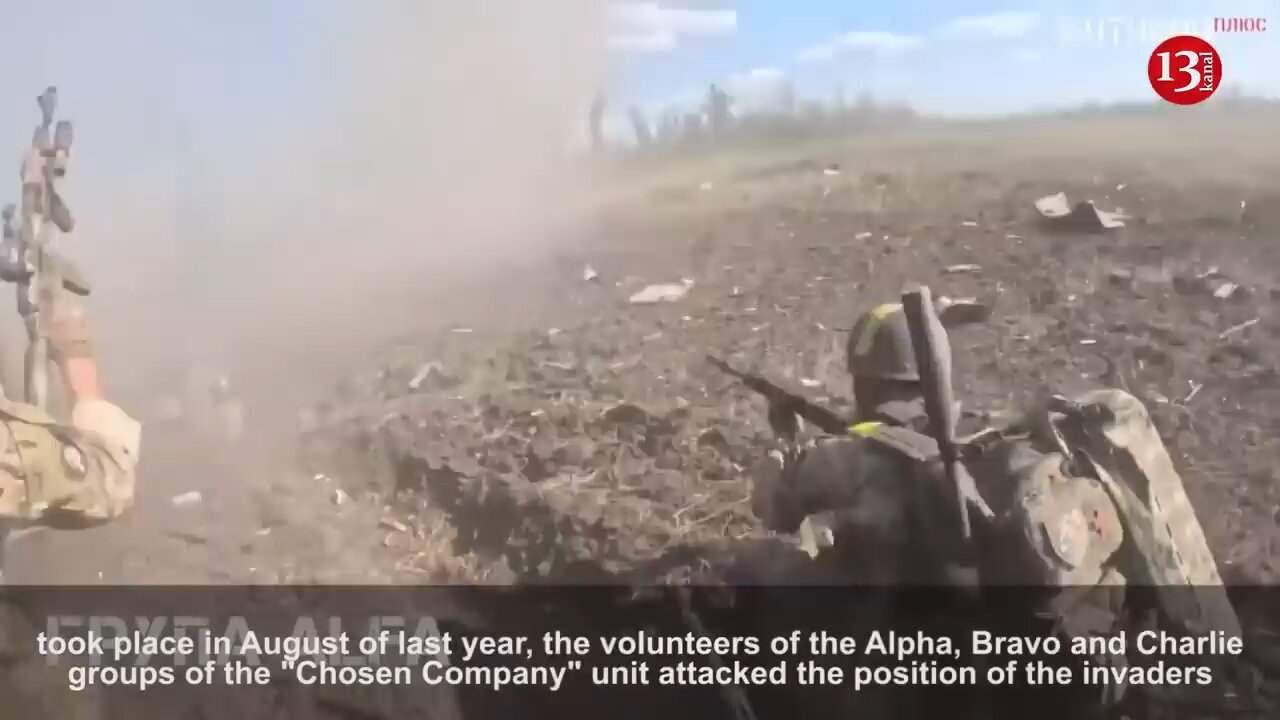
171 491 203 508
583 265 599 282
379 518 410 534
629 279 694 304
1185 382 1204 403
1108 267 1134 285
1213 282 1240 300
408 362 455 391
1220 318 1260 339
936 297 993 327
1034 192 1127 231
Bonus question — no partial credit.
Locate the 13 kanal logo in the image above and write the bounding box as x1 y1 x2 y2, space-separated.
1148 35 1222 105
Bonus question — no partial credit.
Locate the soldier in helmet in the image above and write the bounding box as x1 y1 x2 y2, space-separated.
751 294 1242 718
752 298 987 582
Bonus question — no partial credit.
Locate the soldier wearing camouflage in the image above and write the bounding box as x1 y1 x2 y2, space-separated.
0 292 139 529
752 298 1239 639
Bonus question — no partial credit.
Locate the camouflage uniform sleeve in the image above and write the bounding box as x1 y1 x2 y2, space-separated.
753 436 907 536
0 398 140 528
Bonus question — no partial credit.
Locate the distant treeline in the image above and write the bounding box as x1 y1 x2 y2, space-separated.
586 83 1278 157
589 84 918 156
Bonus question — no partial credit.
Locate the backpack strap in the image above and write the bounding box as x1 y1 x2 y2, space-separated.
848 421 940 463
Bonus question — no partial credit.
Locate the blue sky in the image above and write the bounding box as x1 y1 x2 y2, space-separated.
605 0 1279 118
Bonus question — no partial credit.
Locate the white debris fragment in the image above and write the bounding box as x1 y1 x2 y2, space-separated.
1006 234 1022 240
699 181 714 191
451 327 473 334
800 378 822 388
823 167 841 176
944 264 981 274
408 362 444 390
961 220 979 227
731 286 742 297
629 279 694 304
380 518 410 534
1116 183 1127 191
854 232 873 240
1078 339 1098 346
1035 192 1127 230
332 488 351 506
1213 282 1239 299
1219 317 1260 339
583 264 599 282
1185 382 1204 403
171 491 202 508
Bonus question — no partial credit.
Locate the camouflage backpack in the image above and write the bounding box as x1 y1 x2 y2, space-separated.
988 388 1241 639
800 385 1241 640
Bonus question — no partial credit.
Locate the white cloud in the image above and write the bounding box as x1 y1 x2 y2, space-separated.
608 3 738 53
935 11 1041 40
796 31 924 63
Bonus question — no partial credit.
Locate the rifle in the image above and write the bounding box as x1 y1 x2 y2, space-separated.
0 86 89 411
706 355 849 437
900 285 991 547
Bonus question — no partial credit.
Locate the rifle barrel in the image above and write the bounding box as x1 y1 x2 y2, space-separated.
707 355 849 434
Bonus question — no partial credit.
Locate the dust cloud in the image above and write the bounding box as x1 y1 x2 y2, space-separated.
0 0 608 410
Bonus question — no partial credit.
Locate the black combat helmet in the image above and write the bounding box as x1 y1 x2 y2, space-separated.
847 303 920 382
